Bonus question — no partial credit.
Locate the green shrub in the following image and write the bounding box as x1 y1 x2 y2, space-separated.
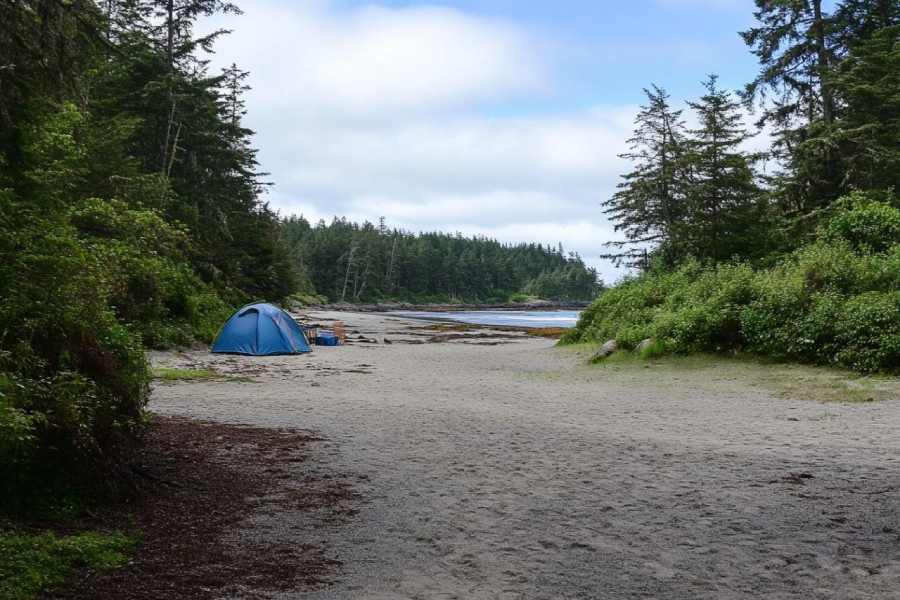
820 191 900 253
832 291 900 372
509 293 538 303
638 339 670 359
70 198 231 347
0 529 135 599
565 193 900 373
291 292 329 307
0 103 247 501
0 198 151 499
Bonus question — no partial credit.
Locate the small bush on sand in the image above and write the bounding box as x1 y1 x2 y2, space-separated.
639 339 670 360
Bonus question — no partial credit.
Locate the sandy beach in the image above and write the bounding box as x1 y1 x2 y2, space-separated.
150 311 900 599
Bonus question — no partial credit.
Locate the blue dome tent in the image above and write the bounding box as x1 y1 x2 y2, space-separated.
211 303 312 355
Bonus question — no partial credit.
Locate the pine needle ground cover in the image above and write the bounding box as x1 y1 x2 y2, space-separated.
1 417 360 599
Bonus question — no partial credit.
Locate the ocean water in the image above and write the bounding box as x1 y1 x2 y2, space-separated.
387 310 581 328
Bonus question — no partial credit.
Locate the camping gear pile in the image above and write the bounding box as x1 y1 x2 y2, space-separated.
312 321 345 346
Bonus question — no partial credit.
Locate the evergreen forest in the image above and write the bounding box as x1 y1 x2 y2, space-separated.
284 217 600 304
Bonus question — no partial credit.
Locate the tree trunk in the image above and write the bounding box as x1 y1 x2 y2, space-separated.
340 245 357 303
166 121 182 177
812 0 834 126
162 0 176 173
386 237 398 294
166 0 175 71
162 99 177 173
355 252 370 300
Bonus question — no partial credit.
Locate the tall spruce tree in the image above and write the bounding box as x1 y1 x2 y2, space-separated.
740 0 842 215
741 0 900 217
833 0 900 50
94 0 296 299
828 24 900 192
683 76 765 262
602 86 688 268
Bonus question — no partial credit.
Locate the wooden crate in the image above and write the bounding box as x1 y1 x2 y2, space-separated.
333 321 346 345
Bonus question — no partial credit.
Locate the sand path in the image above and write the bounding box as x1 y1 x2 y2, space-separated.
151 311 900 599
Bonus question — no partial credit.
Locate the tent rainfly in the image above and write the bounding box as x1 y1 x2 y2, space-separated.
211 303 312 356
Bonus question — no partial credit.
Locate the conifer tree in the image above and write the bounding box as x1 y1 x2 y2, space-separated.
602 86 688 268
742 0 836 124
281 219 599 301
741 0 900 217
828 24 900 191
833 0 900 50
740 0 841 214
93 0 295 299
683 75 765 261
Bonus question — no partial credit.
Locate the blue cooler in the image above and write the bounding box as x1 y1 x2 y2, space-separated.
316 332 340 346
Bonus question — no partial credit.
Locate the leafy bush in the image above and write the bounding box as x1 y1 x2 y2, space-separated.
0 529 135 599
290 292 329 307
70 198 231 347
638 339 670 359
509 293 538 303
565 193 900 373
820 191 900 253
0 99 246 499
0 199 151 495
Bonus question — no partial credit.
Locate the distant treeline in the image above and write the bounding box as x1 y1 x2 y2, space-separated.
284 217 602 303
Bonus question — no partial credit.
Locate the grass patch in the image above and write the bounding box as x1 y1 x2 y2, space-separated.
153 369 253 384
0 530 136 599
591 350 726 369
153 368 220 381
767 373 896 404
553 343 900 403
638 339 669 360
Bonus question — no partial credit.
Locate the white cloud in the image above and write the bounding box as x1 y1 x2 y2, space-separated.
202 1 646 282
210 1 549 121
253 107 636 281
266 108 636 197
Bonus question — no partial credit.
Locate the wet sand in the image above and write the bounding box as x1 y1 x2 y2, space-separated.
151 311 900 599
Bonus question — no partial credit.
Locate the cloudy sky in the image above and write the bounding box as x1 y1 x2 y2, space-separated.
203 0 760 282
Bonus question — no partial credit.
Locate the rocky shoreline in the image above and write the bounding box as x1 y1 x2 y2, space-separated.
300 300 590 313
